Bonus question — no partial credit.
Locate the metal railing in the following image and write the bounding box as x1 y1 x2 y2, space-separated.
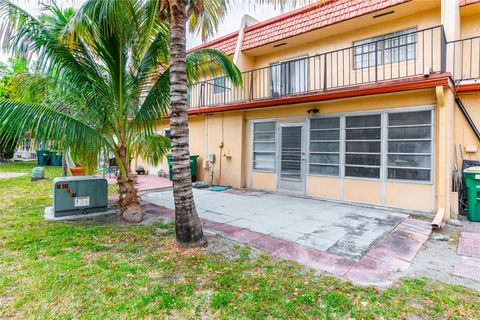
448 35 480 82
189 26 446 109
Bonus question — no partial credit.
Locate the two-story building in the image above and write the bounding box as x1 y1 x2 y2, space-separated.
138 0 480 221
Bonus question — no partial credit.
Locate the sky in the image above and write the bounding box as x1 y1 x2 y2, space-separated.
0 0 302 64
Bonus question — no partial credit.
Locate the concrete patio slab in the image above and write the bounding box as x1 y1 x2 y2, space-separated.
140 189 437 287
142 189 409 260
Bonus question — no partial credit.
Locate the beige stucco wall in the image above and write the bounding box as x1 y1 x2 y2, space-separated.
136 112 246 188
307 176 340 199
460 13 480 38
385 182 434 211
344 179 382 205
454 93 480 164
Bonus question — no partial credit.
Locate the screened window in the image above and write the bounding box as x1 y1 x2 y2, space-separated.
253 122 276 172
309 117 340 176
187 89 192 108
213 77 227 94
271 58 308 97
345 115 381 179
387 111 432 181
164 128 172 139
354 28 417 69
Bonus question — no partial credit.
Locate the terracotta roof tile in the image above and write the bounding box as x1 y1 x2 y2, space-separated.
187 31 238 56
242 0 414 51
460 0 480 6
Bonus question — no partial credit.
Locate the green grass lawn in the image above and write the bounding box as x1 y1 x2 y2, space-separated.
0 161 479 319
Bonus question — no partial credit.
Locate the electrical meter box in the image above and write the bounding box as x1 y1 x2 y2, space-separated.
52 176 108 217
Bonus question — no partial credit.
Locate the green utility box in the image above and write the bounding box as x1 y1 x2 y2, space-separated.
36 150 51 166
166 155 199 182
50 151 63 166
464 167 480 222
52 176 108 217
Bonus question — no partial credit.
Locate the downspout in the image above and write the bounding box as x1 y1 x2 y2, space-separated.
432 86 447 228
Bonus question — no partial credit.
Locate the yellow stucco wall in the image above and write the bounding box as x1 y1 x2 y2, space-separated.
250 172 276 191
385 182 434 211
460 13 480 38
454 93 480 164
136 113 246 188
344 179 382 205
307 176 340 199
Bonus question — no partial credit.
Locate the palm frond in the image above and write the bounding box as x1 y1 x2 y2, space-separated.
0 0 112 121
130 132 170 167
0 100 109 170
130 68 170 134
188 0 231 42
187 48 242 86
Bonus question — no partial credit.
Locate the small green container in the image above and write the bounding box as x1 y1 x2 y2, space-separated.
166 155 199 182
50 151 63 166
36 150 51 166
464 167 480 222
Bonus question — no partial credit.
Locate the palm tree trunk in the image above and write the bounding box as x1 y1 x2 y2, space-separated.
117 144 143 223
168 0 206 248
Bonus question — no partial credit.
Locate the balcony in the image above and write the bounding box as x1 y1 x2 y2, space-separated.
189 26 449 109
448 35 480 82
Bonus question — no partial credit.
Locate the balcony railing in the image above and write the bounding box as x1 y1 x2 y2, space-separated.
448 36 480 81
189 26 446 109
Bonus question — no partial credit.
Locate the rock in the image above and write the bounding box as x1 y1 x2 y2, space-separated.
122 204 144 223
431 233 446 241
447 219 463 227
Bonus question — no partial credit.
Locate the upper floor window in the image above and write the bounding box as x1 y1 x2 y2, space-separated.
164 128 171 139
354 27 417 69
213 76 227 94
270 57 308 97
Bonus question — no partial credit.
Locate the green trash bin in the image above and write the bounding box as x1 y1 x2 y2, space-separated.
166 154 199 182
36 150 51 166
464 166 480 222
50 151 63 166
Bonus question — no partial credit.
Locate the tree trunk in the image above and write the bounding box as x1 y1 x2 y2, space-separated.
117 145 143 223
168 0 206 248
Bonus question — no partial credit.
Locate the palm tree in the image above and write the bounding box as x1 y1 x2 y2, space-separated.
160 0 310 247
0 0 242 223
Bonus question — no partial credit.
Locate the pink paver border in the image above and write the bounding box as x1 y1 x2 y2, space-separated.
454 224 480 281
140 201 431 287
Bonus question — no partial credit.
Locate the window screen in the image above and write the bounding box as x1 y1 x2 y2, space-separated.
253 122 276 171
354 27 417 69
213 77 226 94
387 111 432 181
271 58 308 97
309 117 340 176
164 129 171 139
345 115 381 179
